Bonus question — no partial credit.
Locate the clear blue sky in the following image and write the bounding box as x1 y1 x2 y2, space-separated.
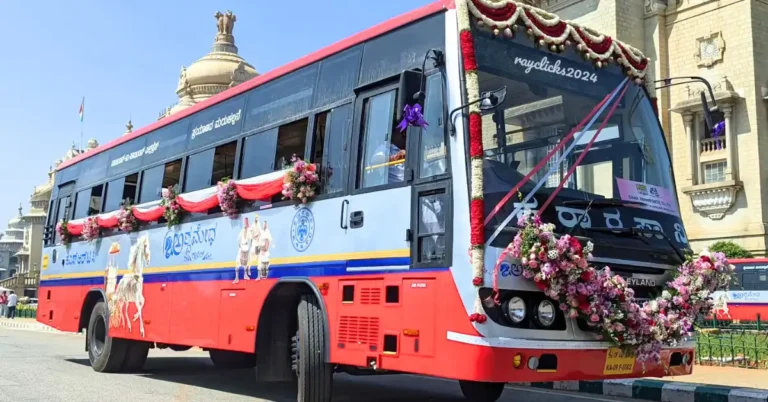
0 0 434 232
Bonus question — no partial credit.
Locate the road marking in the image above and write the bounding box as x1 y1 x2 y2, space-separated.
505 385 633 402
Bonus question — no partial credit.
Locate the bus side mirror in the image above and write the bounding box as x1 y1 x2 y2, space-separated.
701 92 725 135
480 87 507 111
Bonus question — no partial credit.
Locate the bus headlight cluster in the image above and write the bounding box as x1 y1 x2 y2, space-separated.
503 297 526 324
535 300 556 328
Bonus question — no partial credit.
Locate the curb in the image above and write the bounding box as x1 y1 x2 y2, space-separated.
0 319 79 335
521 380 768 402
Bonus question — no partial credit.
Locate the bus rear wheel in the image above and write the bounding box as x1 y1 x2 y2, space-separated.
209 349 256 369
459 380 505 402
294 294 332 402
87 301 127 373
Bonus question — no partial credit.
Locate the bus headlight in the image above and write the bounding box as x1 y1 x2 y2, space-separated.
535 300 556 328
503 297 526 324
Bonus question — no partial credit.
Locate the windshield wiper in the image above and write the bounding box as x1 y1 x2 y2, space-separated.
562 199 647 208
588 227 686 263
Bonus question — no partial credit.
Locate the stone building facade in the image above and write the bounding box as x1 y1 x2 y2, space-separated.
534 0 768 255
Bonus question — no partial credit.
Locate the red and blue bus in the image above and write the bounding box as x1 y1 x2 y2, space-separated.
712 258 768 322
38 1 698 401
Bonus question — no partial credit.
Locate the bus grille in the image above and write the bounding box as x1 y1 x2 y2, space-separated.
360 288 382 305
337 316 380 349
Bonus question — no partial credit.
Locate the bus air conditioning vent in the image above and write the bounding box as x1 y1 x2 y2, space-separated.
338 316 380 348
360 288 382 305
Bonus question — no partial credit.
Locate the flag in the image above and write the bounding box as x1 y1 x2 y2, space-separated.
79 97 84 122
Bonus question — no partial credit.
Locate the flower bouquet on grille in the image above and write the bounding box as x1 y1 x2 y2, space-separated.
282 155 319 205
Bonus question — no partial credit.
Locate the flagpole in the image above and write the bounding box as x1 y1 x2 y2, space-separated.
79 97 84 151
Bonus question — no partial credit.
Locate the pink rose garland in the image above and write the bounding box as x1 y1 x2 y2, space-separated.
282 155 320 205
217 178 240 218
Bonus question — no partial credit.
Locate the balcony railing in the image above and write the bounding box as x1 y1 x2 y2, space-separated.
701 137 727 153
0 271 39 290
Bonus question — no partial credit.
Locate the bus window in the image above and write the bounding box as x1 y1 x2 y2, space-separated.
139 160 181 204
274 118 309 171
357 90 403 189
240 128 278 179
73 185 103 219
311 104 352 195
184 149 215 192
103 173 138 212
210 141 237 184
419 74 447 179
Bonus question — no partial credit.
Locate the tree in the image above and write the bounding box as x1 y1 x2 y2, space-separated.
708 241 753 259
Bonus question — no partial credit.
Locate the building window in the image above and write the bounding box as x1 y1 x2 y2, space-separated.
703 161 727 184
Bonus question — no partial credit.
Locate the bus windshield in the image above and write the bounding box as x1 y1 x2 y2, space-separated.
473 30 686 259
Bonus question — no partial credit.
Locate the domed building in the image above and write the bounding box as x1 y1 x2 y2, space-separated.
0 206 26 282
163 10 258 117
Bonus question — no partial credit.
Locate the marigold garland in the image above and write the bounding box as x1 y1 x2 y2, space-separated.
282 155 320 205
81 216 101 242
56 220 72 245
501 212 734 367
117 201 138 232
217 178 240 218
160 185 182 227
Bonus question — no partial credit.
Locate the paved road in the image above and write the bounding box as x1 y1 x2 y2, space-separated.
0 327 643 402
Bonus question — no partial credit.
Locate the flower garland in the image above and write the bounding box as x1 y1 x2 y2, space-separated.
282 155 320 205
502 212 734 366
160 185 182 227
81 216 101 242
217 178 240 218
56 220 72 245
465 0 650 82
117 201 138 232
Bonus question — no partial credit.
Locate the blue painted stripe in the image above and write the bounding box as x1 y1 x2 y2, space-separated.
346 257 410 268
39 263 450 288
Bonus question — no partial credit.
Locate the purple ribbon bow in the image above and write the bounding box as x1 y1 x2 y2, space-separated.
712 121 725 150
397 104 429 132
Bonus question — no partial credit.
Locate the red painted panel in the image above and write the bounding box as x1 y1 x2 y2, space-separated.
400 278 436 357
169 280 221 348
218 288 258 353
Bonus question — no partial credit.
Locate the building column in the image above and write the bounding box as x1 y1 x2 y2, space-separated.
683 112 697 184
695 112 704 182
723 105 736 180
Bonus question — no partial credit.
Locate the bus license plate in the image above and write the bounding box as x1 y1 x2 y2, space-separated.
603 348 635 375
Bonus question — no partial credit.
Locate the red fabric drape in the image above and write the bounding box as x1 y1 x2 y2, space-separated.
175 194 219 213
97 215 119 229
132 205 165 222
235 177 283 202
67 222 84 236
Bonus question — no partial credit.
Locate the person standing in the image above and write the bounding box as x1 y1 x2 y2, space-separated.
6 291 17 319
0 291 7 318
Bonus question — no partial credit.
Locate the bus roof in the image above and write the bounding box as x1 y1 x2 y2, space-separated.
58 0 453 171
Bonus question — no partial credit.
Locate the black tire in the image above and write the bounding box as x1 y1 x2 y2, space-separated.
209 349 256 369
459 380 505 402
296 294 332 402
121 341 150 372
87 301 127 373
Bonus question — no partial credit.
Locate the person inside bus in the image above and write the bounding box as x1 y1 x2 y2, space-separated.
367 129 406 185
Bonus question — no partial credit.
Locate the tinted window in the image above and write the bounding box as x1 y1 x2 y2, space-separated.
242 65 318 133
142 120 188 166
357 90 404 189
322 104 353 194
358 14 445 86
107 136 148 177
73 186 102 219
275 119 309 171
419 74 447 178
184 148 215 192
187 96 246 151
139 160 181 203
104 177 126 212
77 152 109 189
211 142 238 184
314 46 363 108
56 164 80 187
240 128 278 178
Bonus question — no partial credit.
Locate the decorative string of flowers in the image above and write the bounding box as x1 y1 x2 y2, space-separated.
117 201 138 232
56 220 72 245
160 185 182 227
217 178 240 218
282 155 319 205
500 212 734 367
81 216 101 242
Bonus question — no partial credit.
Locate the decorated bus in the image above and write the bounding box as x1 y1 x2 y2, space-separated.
38 1 733 401
712 258 768 322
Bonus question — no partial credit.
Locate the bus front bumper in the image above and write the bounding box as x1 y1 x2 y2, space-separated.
446 331 694 383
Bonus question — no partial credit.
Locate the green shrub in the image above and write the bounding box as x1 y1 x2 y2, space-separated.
708 241 753 259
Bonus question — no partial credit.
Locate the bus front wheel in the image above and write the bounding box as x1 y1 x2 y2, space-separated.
294 294 332 402
87 301 128 373
459 380 505 402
